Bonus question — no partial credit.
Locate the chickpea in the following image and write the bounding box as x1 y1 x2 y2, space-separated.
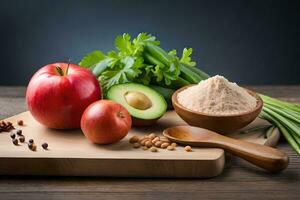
129 135 140 143
148 133 156 139
154 141 163 147
184 146 192 152
160 142 169 149
152 136 160 143
150 147 158 152
167 145 175 151
140 139 148 146
145 141 153 148
160 137 170 142
142 146 148 150
133 143 141 148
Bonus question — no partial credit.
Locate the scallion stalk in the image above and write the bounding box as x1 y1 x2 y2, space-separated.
260 94 300 155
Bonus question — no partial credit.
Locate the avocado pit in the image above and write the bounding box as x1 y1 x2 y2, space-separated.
124 91 152 110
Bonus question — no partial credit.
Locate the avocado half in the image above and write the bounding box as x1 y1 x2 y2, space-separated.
107 83 167 126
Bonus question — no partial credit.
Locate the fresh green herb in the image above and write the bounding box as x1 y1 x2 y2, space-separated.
79 50 106 68
180 48 196 67
79 33 207 94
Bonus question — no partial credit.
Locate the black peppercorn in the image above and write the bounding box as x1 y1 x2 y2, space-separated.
17 120 24 126
28 143 36 151
16 129 22 136
28 139 34 144
10 133 16 139
12 138 18 145
31 144 37 151
41 143 48 150
19 136 25 143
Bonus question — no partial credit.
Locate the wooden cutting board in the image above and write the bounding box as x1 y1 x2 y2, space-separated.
0 111 280 178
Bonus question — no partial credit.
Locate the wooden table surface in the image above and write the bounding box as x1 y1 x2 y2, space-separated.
0 86 299 200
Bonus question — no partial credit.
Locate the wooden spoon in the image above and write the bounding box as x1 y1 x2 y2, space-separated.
163 126 289 173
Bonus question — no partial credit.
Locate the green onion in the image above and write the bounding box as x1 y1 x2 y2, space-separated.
260 95 300 155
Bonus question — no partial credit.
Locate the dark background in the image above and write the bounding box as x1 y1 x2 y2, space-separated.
0 0 299 86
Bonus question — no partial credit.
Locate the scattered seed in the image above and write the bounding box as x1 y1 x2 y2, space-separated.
171 143 177 147
31 144 37 151
145 141 153 148
140 139 148 146
12 138 18 145
19 136 25 143
160 137 170 142
150 147 158 152
148 133 156 139
16 129 22 136
152 136 160 143
184 146 192 152
154 141 163 147
131 134 190 153
167 145 175 151
17 120 24 126
129 135 140 143
10 133 16 139
29 139 34 144
42 143 48 150
133 142 141 148
142 146 148 150
161 142 169 149
0 120 14 132
28 143 37 151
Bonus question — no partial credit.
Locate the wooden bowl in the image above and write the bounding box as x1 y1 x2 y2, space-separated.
172 85 263 133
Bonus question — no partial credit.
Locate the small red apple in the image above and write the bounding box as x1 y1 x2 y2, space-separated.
81 100 132 144
26 62 101 129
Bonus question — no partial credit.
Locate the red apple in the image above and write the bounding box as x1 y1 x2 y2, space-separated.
26 62 101 129
81 100 132 144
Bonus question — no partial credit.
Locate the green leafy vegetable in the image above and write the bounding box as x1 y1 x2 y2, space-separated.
115 33 135 56
180 48 196 67
79 50 106 68
100 56 143 89
79 32 199 93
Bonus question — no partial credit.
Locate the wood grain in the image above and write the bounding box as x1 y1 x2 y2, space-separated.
0 111 226 178
164 126 288 172
0 86 299 200
0 110 278 177
0 104 279 178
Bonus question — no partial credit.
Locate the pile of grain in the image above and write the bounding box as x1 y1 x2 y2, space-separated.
177 75 257 115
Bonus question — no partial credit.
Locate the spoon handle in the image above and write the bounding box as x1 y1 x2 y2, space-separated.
215 135 289 172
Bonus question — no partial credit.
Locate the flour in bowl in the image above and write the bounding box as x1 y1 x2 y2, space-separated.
177 75 257 115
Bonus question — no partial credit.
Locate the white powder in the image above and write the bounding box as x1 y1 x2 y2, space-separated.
177 75 257 115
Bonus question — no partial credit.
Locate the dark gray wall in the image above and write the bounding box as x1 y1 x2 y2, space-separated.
0 0 299 86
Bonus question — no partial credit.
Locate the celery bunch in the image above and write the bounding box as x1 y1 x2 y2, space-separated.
79 33 208 93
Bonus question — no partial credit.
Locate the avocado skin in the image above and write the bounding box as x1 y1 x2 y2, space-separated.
132 117 160 126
